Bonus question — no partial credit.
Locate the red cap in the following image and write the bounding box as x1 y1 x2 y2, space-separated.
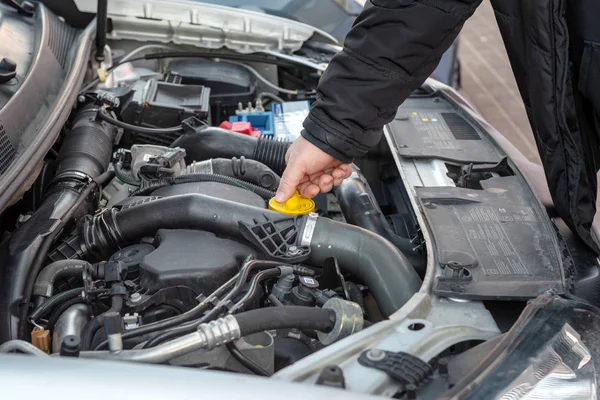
219 121 261 137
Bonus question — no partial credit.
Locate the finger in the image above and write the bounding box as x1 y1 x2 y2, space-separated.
298 182 321 198
316 174 334 193
319 180 334 194
276 164 306 202
339 164 353 178
333 177 344 186
297 181 313 194
316 173 333 187
331 168 346 180
285 147 291 165
308 171 325 182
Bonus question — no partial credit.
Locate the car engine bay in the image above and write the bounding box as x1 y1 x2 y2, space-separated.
0 2 597 399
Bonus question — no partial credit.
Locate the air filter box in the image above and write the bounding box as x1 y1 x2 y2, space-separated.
120 78 211 146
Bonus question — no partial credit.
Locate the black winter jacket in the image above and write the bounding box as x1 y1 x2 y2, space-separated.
302 0 600 253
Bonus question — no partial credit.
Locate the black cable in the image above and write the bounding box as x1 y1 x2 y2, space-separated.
29 287 83 322
226 342 270 376
143 52 298 68
113 162 140 186
96 110 184 135
45 297 86 332
133 173 275 200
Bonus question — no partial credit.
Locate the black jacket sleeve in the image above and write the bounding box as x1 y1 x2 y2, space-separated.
302 0 481 163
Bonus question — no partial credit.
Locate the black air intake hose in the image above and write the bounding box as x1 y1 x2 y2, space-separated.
75 194 421 316
335 166 426 276
186 157 280 190
0 105 115 341
54 106 115 181
171 128 290 175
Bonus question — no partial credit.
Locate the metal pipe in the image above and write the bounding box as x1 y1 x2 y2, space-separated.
0 340 49 357
52 304 89 353
81 315 241 363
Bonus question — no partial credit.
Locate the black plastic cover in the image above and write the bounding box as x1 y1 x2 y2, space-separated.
167 59 255 102
139 229 256 295
417 176 566 300
239 215 310 263
120 79 211 146
388 99 502 164
166 59 256 123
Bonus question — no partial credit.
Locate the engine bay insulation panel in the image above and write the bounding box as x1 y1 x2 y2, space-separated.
388 97 502 164
417 176 566 299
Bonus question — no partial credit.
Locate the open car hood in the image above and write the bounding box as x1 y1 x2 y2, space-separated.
73 0 338 53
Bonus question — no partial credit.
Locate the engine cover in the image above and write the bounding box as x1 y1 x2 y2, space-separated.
139 229 256 296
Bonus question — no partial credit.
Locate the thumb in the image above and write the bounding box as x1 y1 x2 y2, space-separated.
276 163 305 202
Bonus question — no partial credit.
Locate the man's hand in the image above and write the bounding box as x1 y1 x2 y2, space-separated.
275 136 352 202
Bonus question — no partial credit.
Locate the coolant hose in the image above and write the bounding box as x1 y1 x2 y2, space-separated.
77 194 422 316
235 306 335 336
335 166 426 275
32 260 88 303
0 105 115 342
171 128 290 175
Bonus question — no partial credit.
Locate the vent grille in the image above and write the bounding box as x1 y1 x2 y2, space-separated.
165 73 183 85
0 123 16 175
441 113 481 141
135 131 184 147
47 12 77 69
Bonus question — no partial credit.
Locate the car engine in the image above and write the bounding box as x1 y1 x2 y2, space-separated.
0 4 592 398
0 18 430 374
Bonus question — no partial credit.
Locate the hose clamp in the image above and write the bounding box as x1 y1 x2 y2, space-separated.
317 298 364 345
300 212 319 247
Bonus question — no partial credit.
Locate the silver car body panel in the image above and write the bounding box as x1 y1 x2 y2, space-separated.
74 0 337 53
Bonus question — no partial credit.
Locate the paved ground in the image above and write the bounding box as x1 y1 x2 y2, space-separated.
458 0 540 164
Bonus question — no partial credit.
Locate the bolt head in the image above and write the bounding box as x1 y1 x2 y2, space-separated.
130 293 142 303
366 348 386 361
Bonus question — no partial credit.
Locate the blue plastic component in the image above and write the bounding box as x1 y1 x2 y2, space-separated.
228 112 274 136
